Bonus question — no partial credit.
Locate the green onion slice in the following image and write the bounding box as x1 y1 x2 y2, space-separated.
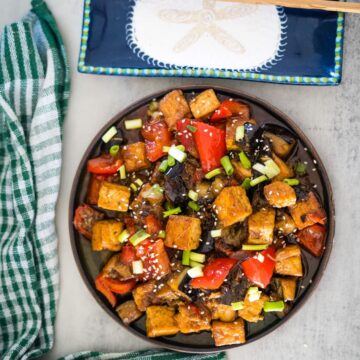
135 178 143 187
250 175 268 187
190 260 205 268
119 165 126 180
189 252 206 263
263 300 285 312
242 244 269 251
188 201 200 211
188 190 199 202
284 178 300 186
163 207 182 218
205 168 222 180
182 250 191 266
235 125 245 141
159 159 168 173
169 145 187 163
187 266 204 278
130 183 138 191
129 230 150 246
118 229 130 243
102 126 117 143
148 100 158 112
231 301 245 311
158 230 166 239
241 178 251 190
162 146 170 153
210 229 222 238
167 155 176 167
124 118 143 130
220 155 234 176
294 161 307 175
132 260 144 275
187 125 197 133
176 145 186 152
239 151 252 169
109 145 120 156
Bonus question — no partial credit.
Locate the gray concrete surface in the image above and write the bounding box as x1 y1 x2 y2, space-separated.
1 1 360 359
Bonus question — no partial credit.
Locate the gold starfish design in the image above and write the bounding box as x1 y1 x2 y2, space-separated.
158 0 258 54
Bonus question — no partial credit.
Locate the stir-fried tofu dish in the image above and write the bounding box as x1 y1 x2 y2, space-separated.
73 89 328 346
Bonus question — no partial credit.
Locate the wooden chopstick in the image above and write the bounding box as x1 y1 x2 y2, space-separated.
221 0 360 14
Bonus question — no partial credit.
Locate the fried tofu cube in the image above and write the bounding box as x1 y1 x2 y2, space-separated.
121 142 150 173
98 181 130 212
205 300 237 322
165 215 201 250
279 278 297 301
275 212 297 236
211 319 246 346
159 90 191 130
225 118 255 151
213 186 252 227
175 304 211 334
154 284 180 305
167 268 191 300
247 208 275 245
238 293 269 323
146 306 179 337
91 220 123 251
264 181 296 208
275 245 303 277
190 89 220 118
116 300 143 325
272 154 294 181
231 160 252 181
132 281 156 312
263 132 295 158
289 191 326 230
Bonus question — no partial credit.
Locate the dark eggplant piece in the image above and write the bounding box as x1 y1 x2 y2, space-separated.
219 277 249 305
236 121 258 153
165 162 184 178
164 176 188 206
102 128 125 153
214 238 253 262
221 222 247 248
178 274 205 302
251 184 269 210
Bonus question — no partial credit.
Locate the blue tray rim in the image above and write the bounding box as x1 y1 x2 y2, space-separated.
78 0 344 86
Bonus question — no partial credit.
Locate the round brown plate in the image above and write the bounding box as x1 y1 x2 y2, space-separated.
69 85 335 353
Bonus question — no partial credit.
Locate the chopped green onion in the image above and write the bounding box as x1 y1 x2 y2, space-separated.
187 125 197 133
253 163 267 174
148 100 158 112
235 125 245 141
188 190 199 202
130 183 138 191
242 244 269 251
119 165 126 179
129 230 150 246
284 178 300 186
118 229 130 243
239 151 252 169
132 260 144 275
247 287 261 302
124 118 143 130
241 178 251 190
159 159 168 173
250 175 268 187
263 300 285 312
263 159 280 178
162 146 170 153
167 155 176 167
176 145 186 152
135 178 143 187
182 250 191 266
102 126 117 143
142 184 164 199
109 145 120 156
220 155 234 176
169 145 187 163
205 168 222 180
189 252 206 263
163 207 182 218
190 260 205 268
211 229 222 238
294 161 307 175
188 201 200 211
231 301 244 311
187 266 204 278
158 230 166 239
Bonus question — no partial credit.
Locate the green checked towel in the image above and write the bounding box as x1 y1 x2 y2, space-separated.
0 0 69 358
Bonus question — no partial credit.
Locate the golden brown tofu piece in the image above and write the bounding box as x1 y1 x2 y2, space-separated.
275 212 297 235
275 245 303 277
146 306 179 337
238 293 269 323
280 278 297 301
232 160 252 181
175 304 211 334
98 181 131 212
165 215 201 250
190 89 220 118
159 90 191 130
116 300 143 325
91 220 122 251
211 319 246 346
213 186 252 227
225 118 255 151
167 268 191 300
263 132 295 158
205 300 237 322
247 208 275 245
264 181 296 208
121 142 150 173
289 191 326 230
132 281 156 312
102 253 133 280
272 154 294 181
154 284 180 305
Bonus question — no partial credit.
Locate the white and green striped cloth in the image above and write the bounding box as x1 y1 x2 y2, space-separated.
0 1 225 359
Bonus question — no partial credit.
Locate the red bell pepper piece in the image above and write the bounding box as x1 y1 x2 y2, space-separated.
87 154 123 175
73 204 103 239
190 258 237 290
194 122 226 173
211 100 249 122
119 244 137 265
210 104 232 122
144 214 162 235
242 247 276 289
95 274 117 307
176 119 199 158
141 120 172 162
103 278 136 294
297 224 326 257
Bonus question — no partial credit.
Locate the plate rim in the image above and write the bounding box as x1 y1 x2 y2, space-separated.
68 85 335 353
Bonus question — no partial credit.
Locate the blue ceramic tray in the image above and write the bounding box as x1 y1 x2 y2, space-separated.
78 0 344 85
